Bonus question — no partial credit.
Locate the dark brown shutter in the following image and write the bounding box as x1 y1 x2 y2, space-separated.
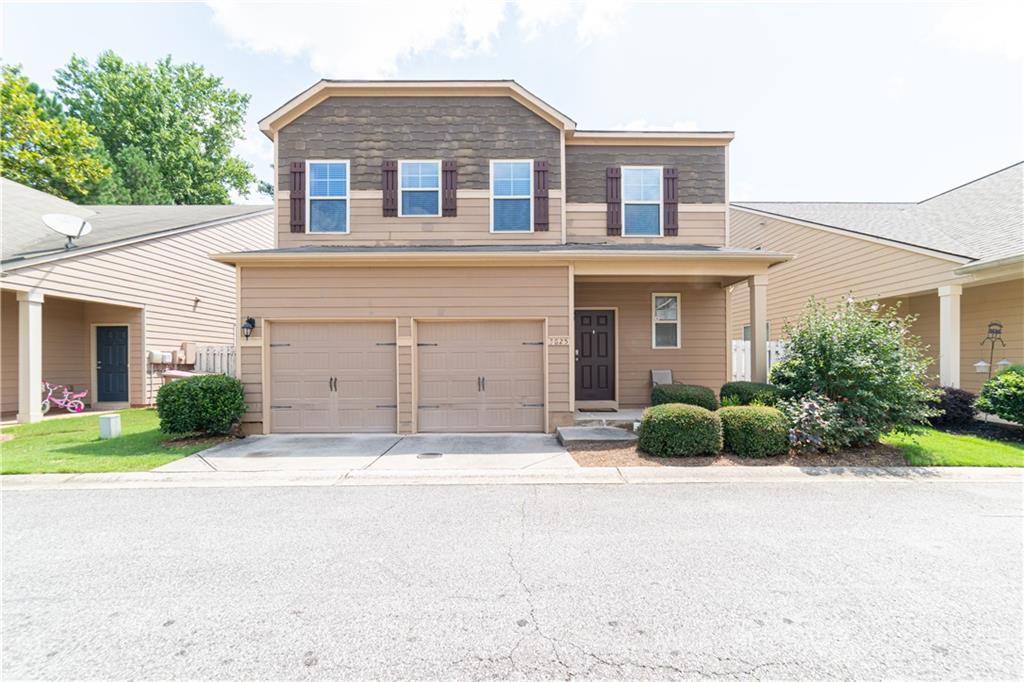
289 162 305 233
382 160 398 217
533 160 550 231
663 167 679 236
441 160 458 217
606 167 621 236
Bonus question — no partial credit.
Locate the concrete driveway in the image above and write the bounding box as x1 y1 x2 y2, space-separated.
156 433 577 473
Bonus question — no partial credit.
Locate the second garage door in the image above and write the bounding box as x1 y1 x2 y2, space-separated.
270 321 396 433
417 320 545 432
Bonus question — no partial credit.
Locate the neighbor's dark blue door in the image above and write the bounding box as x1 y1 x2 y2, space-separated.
96 326 129 402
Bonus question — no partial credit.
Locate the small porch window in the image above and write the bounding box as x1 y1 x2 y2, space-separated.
399 160 441 217
652 293 680 349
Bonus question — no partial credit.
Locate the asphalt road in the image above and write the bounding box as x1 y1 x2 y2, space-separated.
3 480 1022 680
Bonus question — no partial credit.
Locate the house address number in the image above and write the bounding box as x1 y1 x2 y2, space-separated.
547 336 570 346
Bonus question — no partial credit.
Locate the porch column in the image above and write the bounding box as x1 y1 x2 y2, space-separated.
748 275 768 383
938 284 962 388
17 290 44 424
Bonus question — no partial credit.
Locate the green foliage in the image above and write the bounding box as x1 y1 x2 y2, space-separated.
718 406 789 458
650 383 718 410
770 297 939 447
156 374 246 436
720 381 781 407
977 365 1024 426
638 404 722 457
54 51 257 204
778 393 846 454
929 387 978 427
1 65 114 201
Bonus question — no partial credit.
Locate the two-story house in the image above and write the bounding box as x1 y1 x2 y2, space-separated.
215 80 789 435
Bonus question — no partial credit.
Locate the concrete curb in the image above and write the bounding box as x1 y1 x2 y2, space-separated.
2 466 1021 491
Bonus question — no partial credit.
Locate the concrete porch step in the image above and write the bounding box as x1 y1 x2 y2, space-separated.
556 426 638 448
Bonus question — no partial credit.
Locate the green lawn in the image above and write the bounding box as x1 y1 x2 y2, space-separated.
883 427 1024 467
1 409 217 474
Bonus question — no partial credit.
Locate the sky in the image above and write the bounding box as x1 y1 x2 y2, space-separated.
3 1 1022 204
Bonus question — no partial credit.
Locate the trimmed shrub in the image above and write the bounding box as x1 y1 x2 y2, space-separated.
720 381 782 407
650 383 718 411
929 386 977 427
977 365 1024 425
719 406 789 458
638 404 722 457
779 392 845 454
156 374 246 435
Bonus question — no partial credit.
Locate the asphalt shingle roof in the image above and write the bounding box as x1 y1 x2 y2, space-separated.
1 178 271 263
735 162 1023 263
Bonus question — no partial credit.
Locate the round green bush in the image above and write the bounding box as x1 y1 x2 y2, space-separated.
719 381 782 406
650 383 718 411
638 404 722 457
156 374 246 435
976 365 1024 425
718 405 789 458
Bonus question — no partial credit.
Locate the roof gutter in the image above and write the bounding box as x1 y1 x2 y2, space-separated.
954 253 1024 275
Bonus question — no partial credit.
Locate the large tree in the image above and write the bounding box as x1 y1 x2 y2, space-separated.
0 65 114 202
55 51 257 204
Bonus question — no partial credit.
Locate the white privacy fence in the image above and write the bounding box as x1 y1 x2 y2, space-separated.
195 345 236 376
731 340 788 381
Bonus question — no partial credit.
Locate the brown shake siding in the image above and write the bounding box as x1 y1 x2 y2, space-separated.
575 282 727 406
565 145 725 204
239 265 572 433
277 96 562 191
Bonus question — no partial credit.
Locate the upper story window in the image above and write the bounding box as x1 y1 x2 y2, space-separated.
491 160 533 232
307 160 349 233
399 160 441 217
622 166 662 237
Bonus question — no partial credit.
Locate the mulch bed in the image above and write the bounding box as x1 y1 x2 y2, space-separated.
569 444 908 468
934 419 1024 443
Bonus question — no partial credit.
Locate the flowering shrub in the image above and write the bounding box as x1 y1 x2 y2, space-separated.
770 297 938 449
977 365 1024 425
779 393 846 454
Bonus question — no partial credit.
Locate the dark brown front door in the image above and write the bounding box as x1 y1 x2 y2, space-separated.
575 310 615 401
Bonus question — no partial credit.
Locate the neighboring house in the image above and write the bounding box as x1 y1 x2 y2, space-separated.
729 162 1023 393
1 178 273 422
214 80 790 435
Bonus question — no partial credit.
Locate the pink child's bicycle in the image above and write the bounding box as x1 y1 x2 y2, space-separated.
41 382 88 414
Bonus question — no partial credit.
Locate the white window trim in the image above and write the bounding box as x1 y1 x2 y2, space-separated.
489 159 534 233
305 159 350 234
622 165 663 238
397 159 442 218
651 292 681 349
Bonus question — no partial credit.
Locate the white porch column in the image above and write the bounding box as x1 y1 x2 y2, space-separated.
17 290 44 424
749 275 768 383
938 284 962 388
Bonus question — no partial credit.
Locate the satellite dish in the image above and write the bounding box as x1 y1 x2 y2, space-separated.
42 214 93 249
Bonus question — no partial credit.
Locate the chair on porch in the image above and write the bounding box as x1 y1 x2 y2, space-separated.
651 369 674 386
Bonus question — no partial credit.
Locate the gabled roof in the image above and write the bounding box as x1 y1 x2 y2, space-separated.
734 162 1024 263
1 178 271 267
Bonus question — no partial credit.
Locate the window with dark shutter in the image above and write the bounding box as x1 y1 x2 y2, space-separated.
382 160 398 217
441 160 458 217
606 167 622 236
289 162 305 233
663 167 678 236
533 160 549 231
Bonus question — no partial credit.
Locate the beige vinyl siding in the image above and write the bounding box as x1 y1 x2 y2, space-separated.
575 282 727 407
729 210 961 341
2 212 273 404
239 265 571 433
277 193 563 247
566 205 726 246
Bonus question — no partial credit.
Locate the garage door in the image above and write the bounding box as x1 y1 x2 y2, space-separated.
417 320 544 432
270 321 396 433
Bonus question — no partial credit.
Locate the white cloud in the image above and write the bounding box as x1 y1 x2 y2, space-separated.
206 1 626 77
934 1 1023 61
618 118 701 132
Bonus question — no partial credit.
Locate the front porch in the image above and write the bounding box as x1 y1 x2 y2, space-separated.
0 288 146 423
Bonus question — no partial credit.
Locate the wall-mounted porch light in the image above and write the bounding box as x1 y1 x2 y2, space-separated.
241 317 256 340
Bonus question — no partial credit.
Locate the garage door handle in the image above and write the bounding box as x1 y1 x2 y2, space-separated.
271 405 292 409
522 341 544 346
376 404 397 409
419 405 440 409
522 403 544 408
